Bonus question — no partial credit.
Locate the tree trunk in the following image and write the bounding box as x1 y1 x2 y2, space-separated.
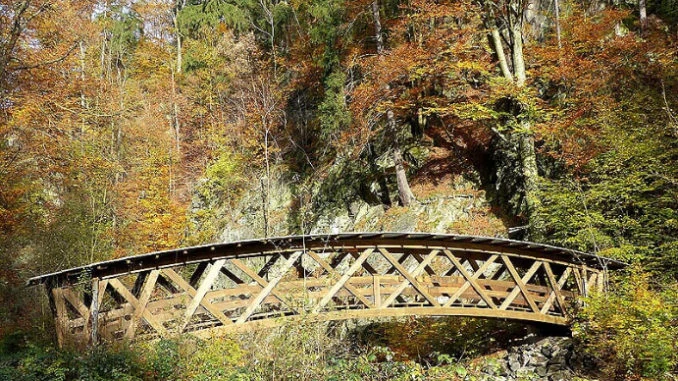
372 0 416 207
491 27 513 81
368 143 392 207
511 22 526 87
173 14 182 73
372 1 385 55
519 128 543 238
393 146 415 207
0 0 30 88
488 4 542 237
554 0 562 49
639 0 647 36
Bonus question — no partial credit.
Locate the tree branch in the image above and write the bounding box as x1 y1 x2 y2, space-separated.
11 42 79 71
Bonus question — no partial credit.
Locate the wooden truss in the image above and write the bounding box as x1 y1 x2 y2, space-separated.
40 237 612 346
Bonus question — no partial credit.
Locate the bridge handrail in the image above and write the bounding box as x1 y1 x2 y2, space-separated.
27 232 626 287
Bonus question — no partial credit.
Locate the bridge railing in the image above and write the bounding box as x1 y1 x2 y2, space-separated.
27 233 625 346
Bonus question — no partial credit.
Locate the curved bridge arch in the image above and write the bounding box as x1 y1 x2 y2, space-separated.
28 233 625 346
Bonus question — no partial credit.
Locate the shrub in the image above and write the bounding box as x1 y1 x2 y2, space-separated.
573 268 678 380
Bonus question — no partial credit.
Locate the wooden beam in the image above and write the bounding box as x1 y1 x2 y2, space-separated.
442 251 497 309
230 258 302 312
61 288 90 320
409 253 438 276
542 263 568 316
125 270 160 339
52 287 68 347
236 251 303 323
162 268 233 327
373 275 381 308
381 250 440 308
350 251 379 275
378 248 439 307
313 249 374 313
306 250 374 308
108 278 167 337
189 263 208 287
573 268 584 295
181 260 225 332
90 279 100 346
498 257 540 313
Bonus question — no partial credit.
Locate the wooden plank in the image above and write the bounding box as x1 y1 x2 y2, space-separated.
539 266 573 314
597 270 605 293
220 266 245 284
378 248 439 307
585 271 597 296
181 260 226 332
384 252 410 275
257 254 281 278
61 289 90 319
125 270 160 339
350 251 379 275
108 278 167 337
373 275 381 308
189 263 208 287
90 279 100 345
541 263 568 316
52 288 68 347
410 253 437 276
573 268 584 294
161 268 233 327
131 272 148 297
236 251 303 323
313 249 374 313
467 258 481 273
443 255 498 308
306 250 374 308
442 250 497 309
498 257 540 313
230 259 302 312
381 250 440 308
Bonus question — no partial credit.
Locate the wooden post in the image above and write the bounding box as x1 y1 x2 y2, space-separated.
90 279 99 346
373 275 381 308
52 287 68 348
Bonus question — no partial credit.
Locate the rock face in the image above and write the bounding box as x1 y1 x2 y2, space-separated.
202 169 508 243
476 336 579 381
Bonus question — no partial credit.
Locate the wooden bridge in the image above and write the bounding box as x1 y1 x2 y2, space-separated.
28 233 625 346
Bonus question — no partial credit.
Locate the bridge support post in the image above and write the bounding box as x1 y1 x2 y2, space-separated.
90 279 99 346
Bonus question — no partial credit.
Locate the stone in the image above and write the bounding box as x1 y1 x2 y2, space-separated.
508 353 522 371
541 343 554 357
548 370 573 381
528 352 549 367
546 363 565 374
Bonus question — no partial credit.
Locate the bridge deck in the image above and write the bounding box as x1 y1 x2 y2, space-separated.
27 233 625 346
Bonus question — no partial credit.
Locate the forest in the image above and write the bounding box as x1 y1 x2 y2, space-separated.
0 0 677 379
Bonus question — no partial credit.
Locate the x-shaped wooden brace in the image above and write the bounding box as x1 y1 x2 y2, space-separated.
306 250 374 308
313 248 374 313
380 249 440 308
384 252 436 276
541 264 571 316
161 267 233 331
498 256 540 313
230 256 302 316
179 260 227 332
107 273 168 339
442 252 498 309
236 251 303 324
572 268 598 296
61 288 91 323
378 248 439 307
